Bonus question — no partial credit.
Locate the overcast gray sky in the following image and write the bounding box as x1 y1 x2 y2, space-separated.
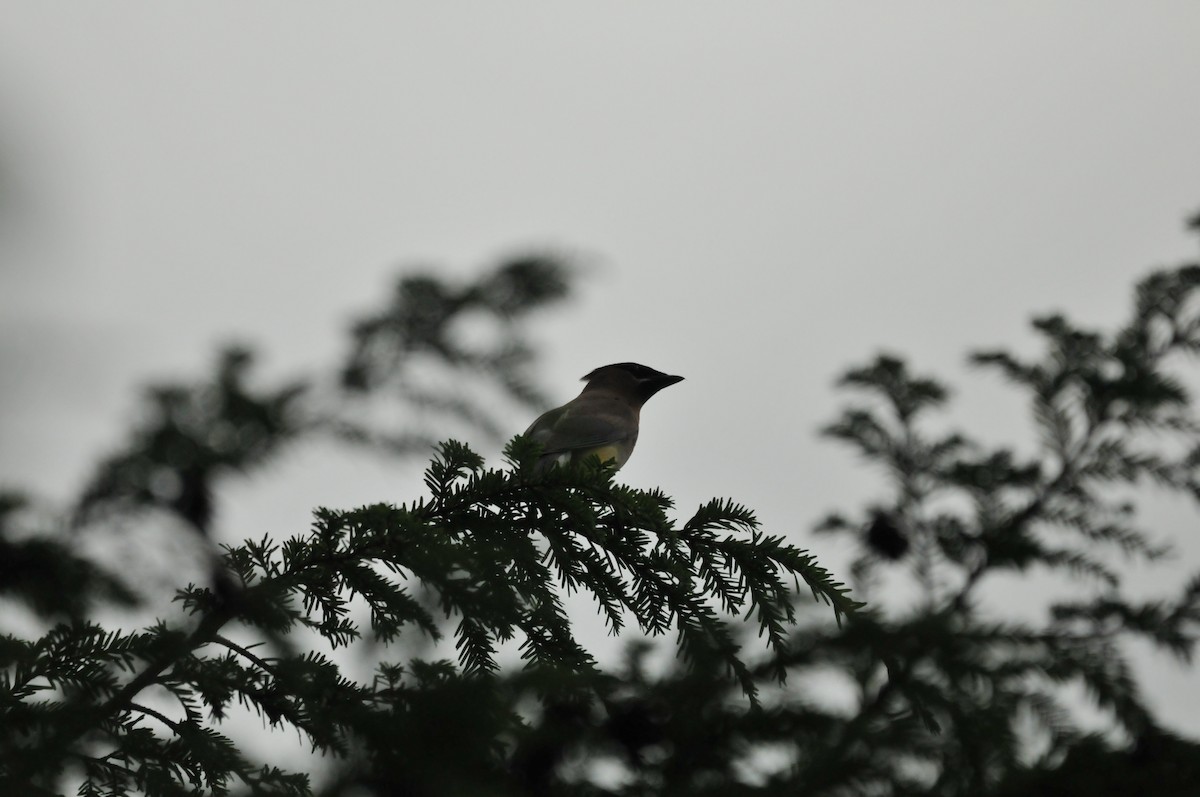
2 3 1199 739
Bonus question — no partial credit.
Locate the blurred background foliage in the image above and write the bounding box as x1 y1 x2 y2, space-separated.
3 221 1200 795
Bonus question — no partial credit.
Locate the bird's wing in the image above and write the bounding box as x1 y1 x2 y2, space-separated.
524 405 632 455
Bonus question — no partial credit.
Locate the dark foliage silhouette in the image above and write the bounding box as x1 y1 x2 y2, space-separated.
3 222 1200 796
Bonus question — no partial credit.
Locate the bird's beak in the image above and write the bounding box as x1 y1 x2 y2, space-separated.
644 373 684 395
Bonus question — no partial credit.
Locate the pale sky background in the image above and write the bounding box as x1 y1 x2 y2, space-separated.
2 1 1199 755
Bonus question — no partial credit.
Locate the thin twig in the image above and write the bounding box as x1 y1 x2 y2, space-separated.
128 702 184 733
211 634 277 675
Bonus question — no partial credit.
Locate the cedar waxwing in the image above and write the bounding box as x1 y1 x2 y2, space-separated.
523 363 684 473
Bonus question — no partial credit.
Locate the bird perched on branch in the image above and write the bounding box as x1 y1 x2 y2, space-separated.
523 362 684 474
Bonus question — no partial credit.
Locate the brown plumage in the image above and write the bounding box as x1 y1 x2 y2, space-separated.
523 363 684 473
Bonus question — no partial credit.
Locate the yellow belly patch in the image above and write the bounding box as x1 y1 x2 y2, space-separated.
580 444 621 466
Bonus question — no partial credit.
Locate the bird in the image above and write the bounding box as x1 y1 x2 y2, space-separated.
523 363 684 474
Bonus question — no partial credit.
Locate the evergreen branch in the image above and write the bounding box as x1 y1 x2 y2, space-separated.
211 635 276 675
4 606 235 789
128 702 184 733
